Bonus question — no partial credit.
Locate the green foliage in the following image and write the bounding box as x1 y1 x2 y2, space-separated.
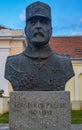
71 110 82 124
0 112 9 123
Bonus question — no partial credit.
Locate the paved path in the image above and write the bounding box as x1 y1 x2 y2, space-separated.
71 124 82 130
0 124 9 130
0 124 82 130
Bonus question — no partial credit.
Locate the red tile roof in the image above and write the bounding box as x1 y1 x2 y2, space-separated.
50 36 82 58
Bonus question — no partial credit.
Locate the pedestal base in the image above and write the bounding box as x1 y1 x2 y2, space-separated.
10 91 71 130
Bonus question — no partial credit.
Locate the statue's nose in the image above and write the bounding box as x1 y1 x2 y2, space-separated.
36 20 41 29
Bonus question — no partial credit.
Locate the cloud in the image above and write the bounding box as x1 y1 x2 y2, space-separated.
19 10 25 21
72 31 82 35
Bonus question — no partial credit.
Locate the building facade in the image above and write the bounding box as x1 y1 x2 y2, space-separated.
0 28 25 96
0 27 82 109
50 37 82 109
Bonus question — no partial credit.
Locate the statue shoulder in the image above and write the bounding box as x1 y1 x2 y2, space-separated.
58 53 72 66
6 53 23 64
52 53 75 80
53 53 71 63
55 53 70 60
60 53 75 79
5 53 24 76
6 53 27 69
5 53 25 86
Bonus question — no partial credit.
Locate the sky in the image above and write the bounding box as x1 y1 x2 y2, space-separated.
0 0 82 36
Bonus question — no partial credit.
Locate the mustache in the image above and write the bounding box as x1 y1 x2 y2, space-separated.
32 30 45 37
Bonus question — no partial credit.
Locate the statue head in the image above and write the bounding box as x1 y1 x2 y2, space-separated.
25 1 52 47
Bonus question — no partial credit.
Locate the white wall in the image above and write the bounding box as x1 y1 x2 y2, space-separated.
0 48 9 96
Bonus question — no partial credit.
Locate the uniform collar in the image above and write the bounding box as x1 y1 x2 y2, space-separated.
23 43 54 59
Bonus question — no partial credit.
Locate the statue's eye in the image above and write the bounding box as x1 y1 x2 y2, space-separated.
27 18 37 25
39 18 50 25
31 20 36 24
27 17 51 26
41 19 48 24
30 18 37 24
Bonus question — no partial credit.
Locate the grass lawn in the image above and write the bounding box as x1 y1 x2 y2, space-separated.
71 110 82 124
0 112 9 124
0 110 82 124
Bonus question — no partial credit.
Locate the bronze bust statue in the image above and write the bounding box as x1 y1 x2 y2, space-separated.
5 1 74 91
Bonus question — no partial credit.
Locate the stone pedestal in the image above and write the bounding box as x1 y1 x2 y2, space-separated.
10 91 71 130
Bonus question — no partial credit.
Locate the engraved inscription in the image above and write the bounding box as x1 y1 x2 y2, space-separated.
14 98 66 117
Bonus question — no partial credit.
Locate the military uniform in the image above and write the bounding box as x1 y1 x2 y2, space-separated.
5 48 74 91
